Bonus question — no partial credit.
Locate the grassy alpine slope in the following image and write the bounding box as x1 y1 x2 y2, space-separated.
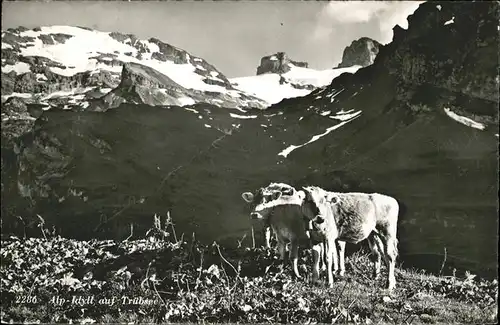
1 216 498 324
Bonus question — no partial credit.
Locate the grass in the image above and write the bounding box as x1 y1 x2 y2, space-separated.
0 217 498 324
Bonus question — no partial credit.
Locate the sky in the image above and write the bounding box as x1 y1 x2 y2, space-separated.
1 1 422 78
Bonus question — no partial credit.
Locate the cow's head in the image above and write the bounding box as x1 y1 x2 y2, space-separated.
241 182 297 220
300 186 339 237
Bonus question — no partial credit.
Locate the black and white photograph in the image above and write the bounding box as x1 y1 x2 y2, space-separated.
1 0 498 323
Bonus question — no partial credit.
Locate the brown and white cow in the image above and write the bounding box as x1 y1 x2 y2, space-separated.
241 183 313 279
242 183 296 248
300 186 399 290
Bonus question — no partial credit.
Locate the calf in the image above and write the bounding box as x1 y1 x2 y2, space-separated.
242 183 296 248
300 186 399 290
241 183 310 279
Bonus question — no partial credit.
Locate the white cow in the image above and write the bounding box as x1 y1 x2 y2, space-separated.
300 186 399 290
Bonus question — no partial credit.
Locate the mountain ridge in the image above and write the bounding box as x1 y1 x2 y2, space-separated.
1 25 268 110
1 25 366 110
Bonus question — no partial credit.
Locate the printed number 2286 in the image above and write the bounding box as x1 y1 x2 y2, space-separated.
15 296 38 304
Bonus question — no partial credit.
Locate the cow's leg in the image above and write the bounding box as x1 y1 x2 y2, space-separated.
320 242 327 272
311 243 322 283
275 238 287 273
378 231 397 290
332 240 339 275
325 239 337 288
264 226 272 248
385 235 398 290
289 239 302 279
336 240 346 277
367 234 382 279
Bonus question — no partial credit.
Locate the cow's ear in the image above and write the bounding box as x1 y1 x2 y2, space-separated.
271 191 282 201
297 190 306 200
314 215 325 224
241 192 254 203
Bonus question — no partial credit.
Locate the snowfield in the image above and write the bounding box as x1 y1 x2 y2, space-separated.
4 26 236 94
2 25 364 109
230 65 361 105
2 62 31 74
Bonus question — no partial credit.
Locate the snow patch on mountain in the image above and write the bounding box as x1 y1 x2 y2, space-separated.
444 17 455 25
2 92 33 101
230 65 361 105
284 65 361 87
444 107 485 130
230 74 310 104
3 62 31 74
278 113 361 158
176 97 196 107
184 107 199 114
229 113 257 119
42 87 95 100
329 110 362 121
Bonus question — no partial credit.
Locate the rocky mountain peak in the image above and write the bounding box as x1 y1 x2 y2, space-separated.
336 37 381 68
1 26 266 111
256 52 308 75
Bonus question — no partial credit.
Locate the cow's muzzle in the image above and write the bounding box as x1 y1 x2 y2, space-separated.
250 212 264 220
